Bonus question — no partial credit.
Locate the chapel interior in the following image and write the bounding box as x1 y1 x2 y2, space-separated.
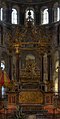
0 0 60 119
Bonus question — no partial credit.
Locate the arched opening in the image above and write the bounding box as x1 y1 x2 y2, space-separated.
41 7 49 24
53 3 60 22
25 8 34 25
11 8 18 24
0 8 3 21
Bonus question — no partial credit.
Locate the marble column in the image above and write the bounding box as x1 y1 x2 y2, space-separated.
0 26 3 45
48 6 53 24
41 55 44 82
0 27 1 45
57 25 60 46
6 4 12 23
58 66 60 96
0 52 2 99
20 8 24 25
58 50 60 96
16 53 20 82
35 7 40 25
9 53 12 80
47 53 52 81
3 7 7 22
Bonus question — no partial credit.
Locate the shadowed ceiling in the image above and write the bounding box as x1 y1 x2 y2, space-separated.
7 0 55 3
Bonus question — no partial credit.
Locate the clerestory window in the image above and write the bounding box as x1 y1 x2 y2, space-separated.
11 8 17 24
0 8 3 21
25 8 34 24
53 2 60 22
41 8 49 24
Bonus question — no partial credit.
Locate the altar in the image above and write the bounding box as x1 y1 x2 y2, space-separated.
7 58 54 114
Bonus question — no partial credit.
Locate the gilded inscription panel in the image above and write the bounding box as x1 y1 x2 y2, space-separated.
19 90 43 104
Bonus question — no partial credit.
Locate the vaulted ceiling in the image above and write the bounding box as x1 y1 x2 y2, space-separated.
6 0 57 4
